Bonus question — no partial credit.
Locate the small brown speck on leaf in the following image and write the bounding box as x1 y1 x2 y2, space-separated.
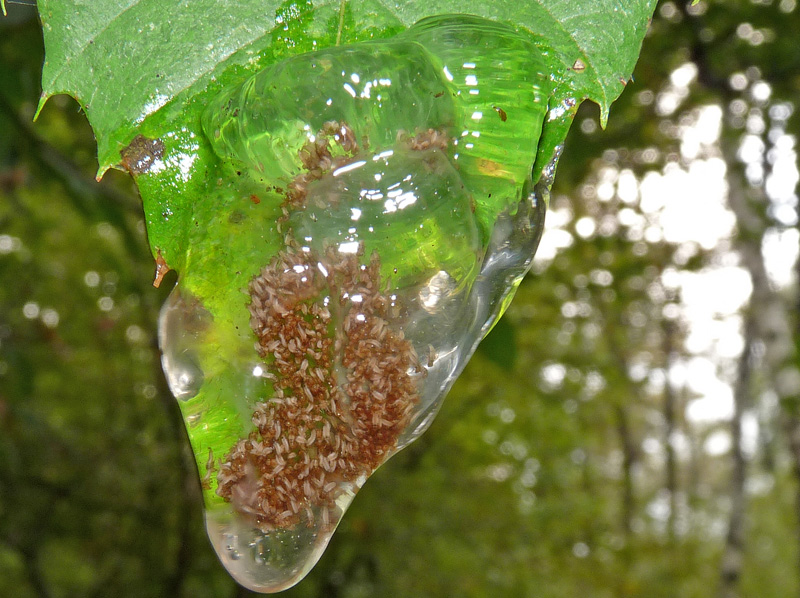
153 250 170 288
120 135 164 175
493 105 507 122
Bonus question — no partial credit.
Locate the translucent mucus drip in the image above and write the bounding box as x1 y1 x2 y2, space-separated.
159 288 209 400
159 13 559 593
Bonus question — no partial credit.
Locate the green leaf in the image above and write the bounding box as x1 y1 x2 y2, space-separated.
476 315 518 371
38 0 656 177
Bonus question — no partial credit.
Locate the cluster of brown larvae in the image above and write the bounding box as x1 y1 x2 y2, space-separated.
284 120 451 211
216 244 422 531
215 120 454 532
284 120 361 210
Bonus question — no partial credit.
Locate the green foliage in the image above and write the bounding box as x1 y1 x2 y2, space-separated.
38 0 654 175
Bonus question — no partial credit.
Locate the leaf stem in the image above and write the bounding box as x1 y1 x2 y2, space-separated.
336 0 347 46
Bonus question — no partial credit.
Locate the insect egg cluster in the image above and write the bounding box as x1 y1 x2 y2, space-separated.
216 244 422 531
160 13 556 593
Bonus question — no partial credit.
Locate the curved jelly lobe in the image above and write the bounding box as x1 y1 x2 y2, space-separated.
202 40 456 183
289 145 480 291
162 14 556 593
401 15 554 237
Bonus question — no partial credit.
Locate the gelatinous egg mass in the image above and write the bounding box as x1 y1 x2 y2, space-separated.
162 13 556 594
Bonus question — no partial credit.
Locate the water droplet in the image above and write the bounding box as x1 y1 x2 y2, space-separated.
158 288 209 401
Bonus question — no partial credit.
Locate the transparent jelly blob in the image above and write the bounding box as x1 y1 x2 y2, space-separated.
161 13 558 593
400 15 552 237
289 145 481 294
202 39 456 184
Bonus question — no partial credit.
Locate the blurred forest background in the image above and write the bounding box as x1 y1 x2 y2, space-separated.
2 1 800 597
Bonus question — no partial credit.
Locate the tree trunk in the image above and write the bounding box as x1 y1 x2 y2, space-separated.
723 142 798 596
615 403 636 537
718 315 754 598
662 319 679 542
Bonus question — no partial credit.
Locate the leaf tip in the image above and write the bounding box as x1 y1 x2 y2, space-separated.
1 1 7 17
33 94 49 122
95 164 111 182
599 103 610 129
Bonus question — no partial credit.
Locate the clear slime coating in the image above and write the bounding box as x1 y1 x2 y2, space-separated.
161 14 556 593
289 145 482 289
204 39 456 183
